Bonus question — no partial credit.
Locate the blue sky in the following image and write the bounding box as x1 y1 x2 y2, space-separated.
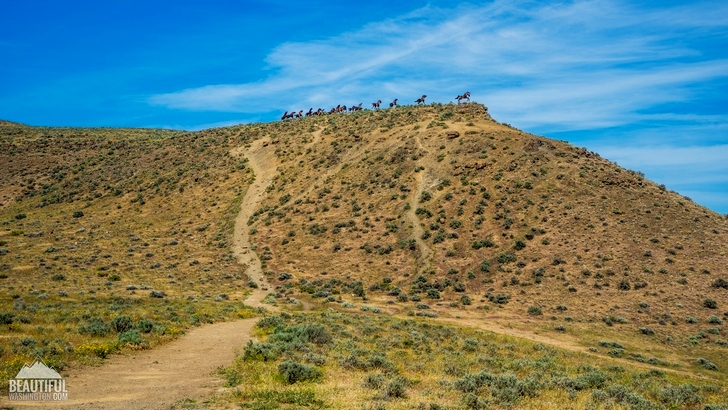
1 1 727 213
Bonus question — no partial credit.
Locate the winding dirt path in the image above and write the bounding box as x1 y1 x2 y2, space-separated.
5 139 283 409
14 318 257 410
406 135 433 275
231 138 280 310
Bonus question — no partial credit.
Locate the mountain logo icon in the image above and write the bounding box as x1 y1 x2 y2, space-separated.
14 360 62 379
9 358 68 401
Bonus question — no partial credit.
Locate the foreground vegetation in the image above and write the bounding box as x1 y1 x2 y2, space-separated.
211 312 728 409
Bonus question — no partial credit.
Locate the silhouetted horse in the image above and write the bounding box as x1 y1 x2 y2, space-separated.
456 92 471 104
372 100 382 109
389 98 398 108
415 95 427 105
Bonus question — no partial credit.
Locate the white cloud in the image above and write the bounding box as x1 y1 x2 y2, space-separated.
149 0 728 128
144 0 728 212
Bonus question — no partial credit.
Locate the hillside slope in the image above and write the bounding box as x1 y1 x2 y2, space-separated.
1 103 727 386
244 104 727 329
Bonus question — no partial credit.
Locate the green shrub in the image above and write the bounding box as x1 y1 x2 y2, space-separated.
497 253 517 264
79 318 110 337
137 319 154 333
0 312 14 325
269 323 333 345
708 315 723 324
527 306 542 316
111 315 133 333
363 373 385 389
704 299 718 309
72 210 84 218
712 278 728 289
118 330 143 345
257 316 285 330
277 361 322 384
383 376 409 398
243 340 279 361
488 293 510 305
472 239 494 249
698 358 718 371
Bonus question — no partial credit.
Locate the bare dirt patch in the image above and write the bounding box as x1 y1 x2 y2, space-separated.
15 319 256 410
231 138 280 310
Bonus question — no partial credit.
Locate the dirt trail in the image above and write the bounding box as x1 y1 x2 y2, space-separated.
13 319 257 410
6 139 283 409
230 138 280 310
406 135 433 275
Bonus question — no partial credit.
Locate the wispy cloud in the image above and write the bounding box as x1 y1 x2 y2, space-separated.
147 0 728 212
149 0 728 124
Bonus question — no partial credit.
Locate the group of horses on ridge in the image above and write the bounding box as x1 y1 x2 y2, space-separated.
281 91 471 120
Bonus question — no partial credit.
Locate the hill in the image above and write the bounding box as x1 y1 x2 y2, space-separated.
0 103 727 406
246 103 728 331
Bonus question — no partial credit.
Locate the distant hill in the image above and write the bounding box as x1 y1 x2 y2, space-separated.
0 120 25 127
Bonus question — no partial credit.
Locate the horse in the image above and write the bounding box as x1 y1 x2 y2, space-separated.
281 111 288 121
389 98 398 108
372 100 382 109
456 91 471 104
305 108 313 116
415 95 427 105
351 103 363 111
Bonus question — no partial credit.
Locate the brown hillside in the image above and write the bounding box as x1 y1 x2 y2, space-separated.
1 103 727 382
239 103 728 344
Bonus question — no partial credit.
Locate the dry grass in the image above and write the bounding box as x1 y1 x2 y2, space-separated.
210 312 727 409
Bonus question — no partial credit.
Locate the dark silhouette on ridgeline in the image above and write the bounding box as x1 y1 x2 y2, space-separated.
456 91 471 104
279 93 474 121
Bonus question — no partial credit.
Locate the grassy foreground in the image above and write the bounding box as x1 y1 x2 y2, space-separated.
206 312 728 410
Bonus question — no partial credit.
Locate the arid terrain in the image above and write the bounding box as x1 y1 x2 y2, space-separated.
1 104 727 409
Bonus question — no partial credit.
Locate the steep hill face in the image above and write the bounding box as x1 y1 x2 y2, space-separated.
1 103 727 376
240 103 728 331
